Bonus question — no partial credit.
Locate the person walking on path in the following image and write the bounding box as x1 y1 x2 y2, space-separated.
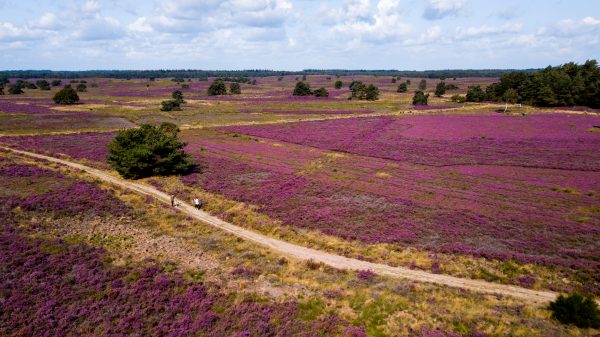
193 197 202 209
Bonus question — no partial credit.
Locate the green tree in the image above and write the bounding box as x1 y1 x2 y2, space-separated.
207 80 227 96
365 84 379 100
51 80 62 87
549 293 600 328
36 80 51 90
53 86 80 104
313 87 329 97
412 90 429 105
396 83 408 93
391 78 397 83
230 82 241 94
334 80 343 89
172 90 185 103
161 100 181 111
8 85 24 95
107 123 195 179
76 83 87 92
466 85 486 102
293 81 312 96
434 81 446 97
418 79 427 90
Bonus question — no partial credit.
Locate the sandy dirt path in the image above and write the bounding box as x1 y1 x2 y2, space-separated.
3 146 563 305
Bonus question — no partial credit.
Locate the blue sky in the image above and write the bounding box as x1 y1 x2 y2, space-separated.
0 0 599 70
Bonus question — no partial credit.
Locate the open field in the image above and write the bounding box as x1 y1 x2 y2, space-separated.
1 75 599 336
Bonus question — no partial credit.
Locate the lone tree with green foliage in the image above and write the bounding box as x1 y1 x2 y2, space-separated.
313 87 329 97
172 90 185 104
334 80 343 89
396 82 408 93
36 80 51 90
412 90 429 105
8 85 24 95
230 82 241 94
418 79 427 90
76 83 87 92
466 85 486 102
293 81 312 96
207 80 227 96
435 81 446 97
107 123 195 179
549 293 600 328
53 86 79 104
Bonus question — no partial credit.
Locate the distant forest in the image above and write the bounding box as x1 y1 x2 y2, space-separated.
0 68 538 80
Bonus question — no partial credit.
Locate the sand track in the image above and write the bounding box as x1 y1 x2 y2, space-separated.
3 146 565 306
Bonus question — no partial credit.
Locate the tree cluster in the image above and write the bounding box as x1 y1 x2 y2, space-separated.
349 81 379 100
161 90 185 111
412 90 429 105
485 60 600 107
292 81 329 98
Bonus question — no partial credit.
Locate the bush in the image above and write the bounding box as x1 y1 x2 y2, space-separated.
334 80 343 89
51 80 62 87
293 81 312 96
418 79 427 90
313 87 329 97
36 80 51 90
548 293 600 328
172 90 184 104
52 86 79 104
365 84 379 100
396 82 408 93
90 83 98 88
76 83 87 92
391 78 397 83
8 85 24 95
412 90 429 105
161 100 181 111
207 80 227 96
107 123 195 179
230 82 241 94
450 94 466 103
445 83 459 90
435 81 446 97
466 85 486 102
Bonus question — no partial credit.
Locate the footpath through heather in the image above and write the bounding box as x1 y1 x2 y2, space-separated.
3 146 564 306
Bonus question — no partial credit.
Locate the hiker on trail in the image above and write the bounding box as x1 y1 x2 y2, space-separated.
171 195 175 207
194 197 202 210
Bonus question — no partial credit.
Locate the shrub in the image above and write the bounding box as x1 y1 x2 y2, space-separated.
172 90 185 104
293 81 312 96
445 84 459 90
548 293 600 328
181 83 189 89
107 123 195 179
313 87 329 97
391 78 397 83
412 90 429 105
450 94 466 103
207 80 227 96
161 100 181 111
230 82 241 94
36 80 51 90
396 83 408 93
349 81 379 100
76 83 87 92
26 82 37 89
435 81 446 97
90 83 98 88
365 84 379 100
418 79 427 90
49 80 60 86
466 85 486 102
52 86 79 104
334 80 343 89
8 85 23 95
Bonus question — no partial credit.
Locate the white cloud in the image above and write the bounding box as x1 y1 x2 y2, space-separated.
423 0 466 20
0 22 40 42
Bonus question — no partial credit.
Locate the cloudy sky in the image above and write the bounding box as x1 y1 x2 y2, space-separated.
1 0 599 70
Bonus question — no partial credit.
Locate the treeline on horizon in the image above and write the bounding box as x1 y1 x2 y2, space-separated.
0 68 536 80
